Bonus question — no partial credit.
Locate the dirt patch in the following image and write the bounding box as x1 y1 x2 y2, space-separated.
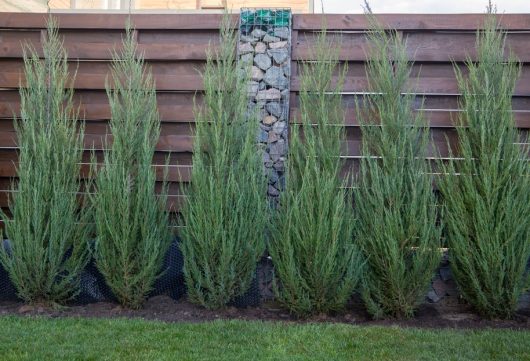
1 296 529 330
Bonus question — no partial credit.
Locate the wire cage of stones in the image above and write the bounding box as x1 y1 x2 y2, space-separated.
238 8 291 206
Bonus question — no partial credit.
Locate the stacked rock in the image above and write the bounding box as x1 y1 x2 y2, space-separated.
238 9 291 205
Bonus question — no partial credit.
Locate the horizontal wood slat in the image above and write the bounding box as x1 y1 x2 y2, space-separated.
0 161 191 182
0 191 185 211
0 13 234 30
293 32 530 62
293 14 530 31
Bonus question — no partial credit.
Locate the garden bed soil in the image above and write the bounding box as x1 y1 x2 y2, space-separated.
1 296 529 330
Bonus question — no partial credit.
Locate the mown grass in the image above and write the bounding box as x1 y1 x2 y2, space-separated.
0 317 528 360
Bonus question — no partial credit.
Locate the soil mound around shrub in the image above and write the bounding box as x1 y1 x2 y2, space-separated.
1 295 529 330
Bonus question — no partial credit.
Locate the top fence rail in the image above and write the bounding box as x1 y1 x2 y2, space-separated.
1 13 530 30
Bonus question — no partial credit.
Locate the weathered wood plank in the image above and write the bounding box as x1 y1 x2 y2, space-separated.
0 13 231 30
293 14 530 31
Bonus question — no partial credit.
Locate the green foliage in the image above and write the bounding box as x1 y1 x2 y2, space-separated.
354 14 441 319
438 9 529 319
91 22 171 309
269 30 363 317
0 17 90 304
179 14 267 309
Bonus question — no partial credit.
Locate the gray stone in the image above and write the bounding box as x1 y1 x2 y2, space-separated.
239 42 254 54
269 41 288 49
268 185 280 197
272 121 286 134
269 48 289 64
283 65 291 77
251 66 264 81
256 88 281 101
251 28 267 39
259 123 271 131
274 27 289 39
268 131 280 143
273 161 285 172
432 279 448 297
240 53 253 64
281 89 290 99
270 139 285 155
241 35 258 44
247 81 259 96
254 42 267 54
263 152 273 167
263 66 289 90
263 115 277 125
265 102 282 118
439 267 452 281
268 169 280 183
426 290 441 303
254 54 272 70
259 81 266 90
277 175 286 190
258 129 268 143
263 34 280 43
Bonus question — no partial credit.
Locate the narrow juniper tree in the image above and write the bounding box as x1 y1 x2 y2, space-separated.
179 15 267 309
439 7 529 319
354 10 441 319
269 30 363 317
0 17 90 305
91 22 171 309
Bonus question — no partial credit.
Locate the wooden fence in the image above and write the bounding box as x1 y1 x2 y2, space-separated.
0 13 529 216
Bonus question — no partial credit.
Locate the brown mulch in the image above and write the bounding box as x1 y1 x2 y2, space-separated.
1 296 529 330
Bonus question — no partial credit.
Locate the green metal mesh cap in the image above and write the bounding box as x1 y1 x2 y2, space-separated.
240 9 291 27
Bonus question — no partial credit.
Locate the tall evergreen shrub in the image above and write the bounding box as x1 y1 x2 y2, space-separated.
179 15 267 309
354 12 441 319
0 18 90 304
269 30 363 317
439 8 529 319
91 22 171 309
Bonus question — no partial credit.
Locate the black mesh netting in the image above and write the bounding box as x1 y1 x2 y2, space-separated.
0 240 17 301
1 237 261 308
75 237 187 304
76 237 261 307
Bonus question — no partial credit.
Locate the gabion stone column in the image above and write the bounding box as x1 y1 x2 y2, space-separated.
239 8 291 205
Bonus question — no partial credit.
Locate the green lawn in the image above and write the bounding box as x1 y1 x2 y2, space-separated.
0 317 528 361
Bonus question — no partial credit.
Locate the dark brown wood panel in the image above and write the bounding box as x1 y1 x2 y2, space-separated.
291 65 530 95
0 13 233 30
0 70 204 92
293 31 530 62
0 90 199 122
293 14 530 31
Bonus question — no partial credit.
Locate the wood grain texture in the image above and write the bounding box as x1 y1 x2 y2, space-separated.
293 14 530 31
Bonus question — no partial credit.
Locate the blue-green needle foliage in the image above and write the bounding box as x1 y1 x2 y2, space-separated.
354 13 441 319
0 17 90 305
179 14 268 309
270 30 363 317
91 22 171 310
439 8 529 319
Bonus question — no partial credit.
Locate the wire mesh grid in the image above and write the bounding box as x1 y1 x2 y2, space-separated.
237 8 292 206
